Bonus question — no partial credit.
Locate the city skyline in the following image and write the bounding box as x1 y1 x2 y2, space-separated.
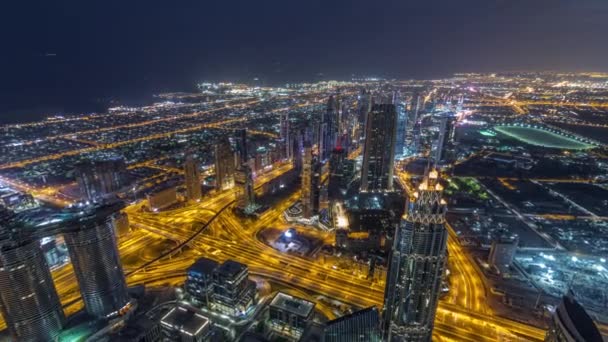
1 69 608 340
2 0 608 121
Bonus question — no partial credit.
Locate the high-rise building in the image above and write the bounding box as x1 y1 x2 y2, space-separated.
280 112 291 159
360 104 398 192
236 129 248 165
301 142 314 218
75 158 125 201
324 306 382 342
63 202 130 319
328 147 346 200
234 163 256 212
319 96 339 161
184 153 202 201
214 138 235 191
0 211 65 342
545 292 603 342
383 169 448 341
292 130 304 172
312 161 322 215
394 92 408 159
434 112 456 163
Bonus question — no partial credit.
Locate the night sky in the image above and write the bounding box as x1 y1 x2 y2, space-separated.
1 0 607 122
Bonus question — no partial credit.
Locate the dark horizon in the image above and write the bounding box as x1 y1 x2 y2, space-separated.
1 0 607 123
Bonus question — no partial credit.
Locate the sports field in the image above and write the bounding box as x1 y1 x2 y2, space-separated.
494 125 594 150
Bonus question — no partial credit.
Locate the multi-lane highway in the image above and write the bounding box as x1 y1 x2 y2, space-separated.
124 164 547 341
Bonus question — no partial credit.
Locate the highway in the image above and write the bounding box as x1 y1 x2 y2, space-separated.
123 164 547 341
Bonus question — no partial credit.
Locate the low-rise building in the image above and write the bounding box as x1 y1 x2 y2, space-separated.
267 292 315 341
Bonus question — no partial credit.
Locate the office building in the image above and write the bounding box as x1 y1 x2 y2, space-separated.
322 96 339 160
280 112 291 159
160 306 212 342
184 153 202 202
434 112 456 163
383 169 448 341
545 292 603 342
0 211 65 342
215 138 235 191
236 129 249 165
75 158 125 201
360 104 398 192
328 147 346 200
146 185 178 211
212 260 256 316
267 292 315 341
63 203 130 319
357 89 372 132
186 257 220 306
323 306 381 342
301 142 314 218
235 163 256 213
394 92 407 158
488 235 519 273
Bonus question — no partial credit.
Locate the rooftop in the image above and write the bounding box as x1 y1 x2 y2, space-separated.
269 292 315 318
217 260 248 278
160 306 211 337
188 257 219 276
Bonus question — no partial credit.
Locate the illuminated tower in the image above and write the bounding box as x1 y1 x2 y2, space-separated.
383 169 448 342
280 112 291 159
301 142 314 218
360 103 398 192
394 92 407 158
434 113 456 163
318 96 339 161
215 138 235 191
184 153 202 201
0 211 65 341
63 202 130 319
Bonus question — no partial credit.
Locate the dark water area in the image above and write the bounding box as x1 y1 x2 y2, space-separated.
0 92 156 125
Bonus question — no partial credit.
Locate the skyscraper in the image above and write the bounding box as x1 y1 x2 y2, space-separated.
301 142 314 218
394 92 408 159
0 211 65 342
184 153 202 201
63 202 130 319
75 157 125 201
280 112 291 159
360 103 398 192
545 291 603 342
434 112 456 163
236 128 248 165
319 96 339 161
234 163 256 212
214 138 236 191
328 147 346 201
383 169 448 341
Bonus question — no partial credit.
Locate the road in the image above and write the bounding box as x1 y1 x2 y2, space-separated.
125 165 546 341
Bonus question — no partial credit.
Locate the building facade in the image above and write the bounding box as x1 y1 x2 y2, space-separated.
360 104 398 192
184 154 202 202
383 169 448 341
